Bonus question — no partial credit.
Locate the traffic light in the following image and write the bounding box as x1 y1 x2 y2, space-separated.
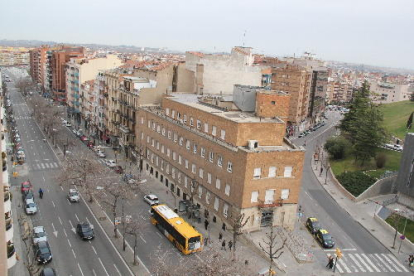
336 248 342 259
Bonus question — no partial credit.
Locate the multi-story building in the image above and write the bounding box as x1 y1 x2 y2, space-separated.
331 81 355 103
0 47 31 66
66 55 123 123
369 81 411 104
136 88 305 231
51 46 85 102
80 80 96 130
29 46 49 87
0 73 16 275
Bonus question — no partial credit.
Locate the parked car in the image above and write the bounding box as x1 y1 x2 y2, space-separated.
40 268 56 276
113 165 123 174
105 159 117 168
34 241 52 264
65 122 72 127
315 229 335 248
33 226 47 244
306 217 321 234
76 222 95 240
23 190 35 201
21 181 32 193
68 189 80 203
96 151 106 158
144 194 159 206
25 201 38 215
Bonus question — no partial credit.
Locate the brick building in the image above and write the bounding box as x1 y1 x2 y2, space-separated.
136 89 304 231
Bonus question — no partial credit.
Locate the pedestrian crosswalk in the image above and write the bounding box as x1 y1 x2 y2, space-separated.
31 162 60 171
15 116 32 120
326 252 409 274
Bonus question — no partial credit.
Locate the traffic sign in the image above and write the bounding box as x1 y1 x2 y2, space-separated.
400 235 406 240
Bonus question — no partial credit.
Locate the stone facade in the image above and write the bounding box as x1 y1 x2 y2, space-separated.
394 133 414 208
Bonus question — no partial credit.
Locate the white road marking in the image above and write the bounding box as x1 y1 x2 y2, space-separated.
51 201 55 208
157 232 162 238
58 216 63 225
86 217 92 225
60 186 64 191
45 163 50 168
67 239 72 248
69 220 74 229
113 264 122 276
63 229 68 237
141 215 147 221
92 269 97 276
387 254 409 272
42 176 45 182
354 253 373 272
337 256 351 273
374 253 394 272
140 235 147 243
361 253 381 272
381 253 401 272
75 214 80 222
91 245 97 255
40 163 45 169
72 248 76 259
77 263 84 276
98 257 110 276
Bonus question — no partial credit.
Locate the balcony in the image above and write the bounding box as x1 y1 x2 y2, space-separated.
7 242 16 269
5 217 13 241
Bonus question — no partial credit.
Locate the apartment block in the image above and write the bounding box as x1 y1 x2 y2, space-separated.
29 46 49 87
136 89 304 231
0 47 31 66
369 81 411 104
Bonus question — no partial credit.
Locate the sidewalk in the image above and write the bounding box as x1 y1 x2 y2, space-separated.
311 157 414 266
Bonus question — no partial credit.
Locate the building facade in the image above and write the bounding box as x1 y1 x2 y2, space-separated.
393 133 414 207
369 81 411 104
136 91 304 231
0 47 31 66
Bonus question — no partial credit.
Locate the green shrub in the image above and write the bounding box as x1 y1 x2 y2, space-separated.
337 171 376 197
324 136 351 160
375 153 387 169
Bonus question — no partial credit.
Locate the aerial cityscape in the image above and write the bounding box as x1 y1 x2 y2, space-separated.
0 1 414 276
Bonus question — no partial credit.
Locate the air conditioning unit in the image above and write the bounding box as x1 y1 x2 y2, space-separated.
248 140 259 150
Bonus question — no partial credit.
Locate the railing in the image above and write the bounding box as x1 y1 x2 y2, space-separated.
7 243 15 258
5 218 12 231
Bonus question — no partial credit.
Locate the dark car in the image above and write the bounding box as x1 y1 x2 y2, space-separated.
306 217 321 234
315 229 335 248
113 166 123 174
34 241 52 264
40 268 56 276
23 189 35 201
76 222 94 240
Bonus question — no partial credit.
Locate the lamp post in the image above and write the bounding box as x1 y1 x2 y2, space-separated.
392 209 402 249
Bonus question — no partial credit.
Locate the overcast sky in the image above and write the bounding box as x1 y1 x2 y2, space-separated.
1 0 413 69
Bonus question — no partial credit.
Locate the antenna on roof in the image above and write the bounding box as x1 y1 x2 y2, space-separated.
242 30 247 47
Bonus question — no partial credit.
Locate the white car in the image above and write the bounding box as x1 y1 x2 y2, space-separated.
33 226 47 244
393 145 403 151
105 160 116 168
66 122 72 127
25 202 38 215
68 189 80 202
143 194 159 206
96 151 106 158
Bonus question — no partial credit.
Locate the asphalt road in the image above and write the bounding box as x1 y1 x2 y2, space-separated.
294 111 411 275
5 68 134 276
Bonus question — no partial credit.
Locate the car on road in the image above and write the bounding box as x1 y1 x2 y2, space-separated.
35 241 52 264
80 135 89 142
65 122 72 127
25 201 38 215
113 165 123 174
96 151 106 158
23 190 35 202
76 222 95 240
33 226 47 244
21 181 32 193
315 229 335 248
40 267 57 276
144 194 159 206
305 217 321 234
105 159 117 168
68 189 80 202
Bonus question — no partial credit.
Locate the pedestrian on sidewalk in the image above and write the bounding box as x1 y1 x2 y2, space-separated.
228 240 233 251
221 240 226 250
320 167 324 176
204 219 209 230
326 256 334 269
222 223 226 231
219 232 223 241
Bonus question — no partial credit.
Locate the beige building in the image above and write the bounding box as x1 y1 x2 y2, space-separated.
136 89 304 231
0 47 31 66
369 81 411 104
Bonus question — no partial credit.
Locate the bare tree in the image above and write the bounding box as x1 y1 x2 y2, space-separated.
15 77 34 96
123 216 148 265
259 225 287 276
18 214 42 276
229 212 250 252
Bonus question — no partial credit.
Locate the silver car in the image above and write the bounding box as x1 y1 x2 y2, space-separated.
25 202 38 215
33 226 47 244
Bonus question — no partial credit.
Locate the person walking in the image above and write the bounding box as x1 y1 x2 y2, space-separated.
326 256 334 269
219 232 223 241
228 240 233 251
204 219 209 230
222 223 226 231
221 240 226 251
38 188 44 199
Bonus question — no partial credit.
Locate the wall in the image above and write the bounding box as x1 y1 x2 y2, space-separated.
233 85 259 112
356 175 396 202
393 133 414 201
176 63 194 93
78 55 123 85
255 92 290 120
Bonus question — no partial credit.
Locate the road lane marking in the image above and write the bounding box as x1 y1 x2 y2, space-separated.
387 254 409 272
361 253 381 272
381 253 401 272
355 253 373 272
77 263 84 276
45 163 50 168
58 216 63 225
40 163 45 169
91 245 97 255
140 235 147 243
67 239 72 248
374 254 394 272
51 201 55 208
113 264 122 276
92 269 97 276
157 232 162 238
141 215 147 221
63 229 68 237
98 257 110 276
75 214 80 222
69 220 74 229
60 186 64 191
72 248 77 259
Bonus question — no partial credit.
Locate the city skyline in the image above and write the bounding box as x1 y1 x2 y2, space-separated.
2 0 413 70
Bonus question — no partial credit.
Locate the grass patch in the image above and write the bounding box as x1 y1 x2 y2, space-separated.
330 148 402 179
385 213 414 243
379 101 414 139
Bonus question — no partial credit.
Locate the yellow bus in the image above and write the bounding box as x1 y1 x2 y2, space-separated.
150 204 203 255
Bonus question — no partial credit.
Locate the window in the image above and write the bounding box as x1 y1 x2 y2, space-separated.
172 168 176 179
227 162 233 173
179 137 184 146
217 156 223 167
190 117 194 127
199 168 204 179
201 147 205 158
141 132 144 140
162 128 166 136
212 126 217 136
220 130 226 140
173 133 178 143
166 108 170 116
186 140 191 150
168 131 172 139
216 178 221 190
198 186 203 198
206 192 211 204
167 148 171 157
284 166 293 177
214 197 219 211
264 189 275 204
204 123 209 133
193 144 197 154
253 168 261 179
269 166 276 178
156 156 159 166
172 151 176 161
184 177 188 188
207 173 212 184
251 191 259 203
156 141 160 150
209 151 214 162
192 164 196 174
185 159 189 169
281 189 290 200
141 117 144 124
147 120 151 128
152 122 156 131
178 155 182 165
166 164 170 174
177 112 181 120
183 114 187 123
161 160 164 170
225 184 230 196
223 203 229 217
157 125 160 133
171 110 175 119
197 120 201 129
151 138 155 147
161 145 165 154
178 173 182 183
146 136 150 143
271 101 276 105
